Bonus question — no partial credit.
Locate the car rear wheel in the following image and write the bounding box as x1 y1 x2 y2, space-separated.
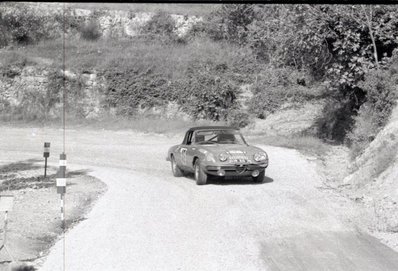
194 160 207 185
252 170 265 183
171 156 183 177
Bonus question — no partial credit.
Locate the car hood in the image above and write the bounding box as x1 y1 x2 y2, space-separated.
195 144 265 156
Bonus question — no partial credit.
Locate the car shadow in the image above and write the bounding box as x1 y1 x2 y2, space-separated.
184 173 274 186
211 175 274 186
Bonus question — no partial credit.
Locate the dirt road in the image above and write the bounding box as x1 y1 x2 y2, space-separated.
0 127 398 270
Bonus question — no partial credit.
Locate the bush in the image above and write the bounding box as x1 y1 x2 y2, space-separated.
142 11 180 43
102 66 169 116
2 3 51 45
173 61 240 121
46 69 86 118
347 69 398 157
205 4 255 45
247 67 326 119
227 110 252 128
0 11 10 47
315 96 357 143
80 20 102 41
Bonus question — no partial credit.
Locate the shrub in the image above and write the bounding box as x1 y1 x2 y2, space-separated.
0 11 10 47
315 95 357 143
142 11 180 43
227 110 252 128
102 66 170 116
46 69 86 118
143 11 175 35
247 67 326 119
2 3 50 45
205 4 255 45
80 20 102 41
173 61 240 121
347 69 398 157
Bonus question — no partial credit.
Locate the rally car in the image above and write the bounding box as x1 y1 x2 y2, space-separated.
166 126 269 185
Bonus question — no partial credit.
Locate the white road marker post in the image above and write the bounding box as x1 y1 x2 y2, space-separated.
43 142 50 178
56 153 67 270
0 195 15 262
56 153 67 229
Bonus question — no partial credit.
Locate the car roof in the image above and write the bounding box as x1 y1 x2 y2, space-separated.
187 126 239 132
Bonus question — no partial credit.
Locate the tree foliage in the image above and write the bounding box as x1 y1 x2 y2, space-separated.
173 61 240 121
1 3 51 45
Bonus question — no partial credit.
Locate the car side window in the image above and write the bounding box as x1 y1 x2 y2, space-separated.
186 131 193 145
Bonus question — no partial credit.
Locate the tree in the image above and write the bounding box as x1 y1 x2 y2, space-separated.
206 4 255 45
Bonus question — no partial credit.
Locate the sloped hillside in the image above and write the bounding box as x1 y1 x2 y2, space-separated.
344 102 398 239
320 102 398 250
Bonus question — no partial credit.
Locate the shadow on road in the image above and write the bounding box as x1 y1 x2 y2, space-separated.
211 175 274 186
0 159 42 177
260 230 398 271
183 173 274 186
0 159 91 191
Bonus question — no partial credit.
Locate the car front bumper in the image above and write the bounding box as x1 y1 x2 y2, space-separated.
204 163 268 177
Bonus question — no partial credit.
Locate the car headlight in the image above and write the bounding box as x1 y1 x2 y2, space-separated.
253 152 267 162
219 152 228 162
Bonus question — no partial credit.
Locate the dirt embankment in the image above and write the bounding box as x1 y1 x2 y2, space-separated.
315 102 398 251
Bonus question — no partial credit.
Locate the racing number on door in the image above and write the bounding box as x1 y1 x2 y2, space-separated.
180 147 187 165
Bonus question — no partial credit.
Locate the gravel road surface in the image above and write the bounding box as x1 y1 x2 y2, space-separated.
0 127 397 271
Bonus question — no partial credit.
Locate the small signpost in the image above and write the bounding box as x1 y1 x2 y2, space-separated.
43 142 50 178
56 153 67 229
0 195 15 262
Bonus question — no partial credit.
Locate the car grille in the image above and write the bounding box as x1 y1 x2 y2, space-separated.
228 151 250 163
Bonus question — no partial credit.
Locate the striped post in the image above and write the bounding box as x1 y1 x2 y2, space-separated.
56 153 67 229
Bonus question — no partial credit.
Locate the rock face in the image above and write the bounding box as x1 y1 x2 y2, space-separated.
0 64 49 117
0 64 106 119
1 3 202 39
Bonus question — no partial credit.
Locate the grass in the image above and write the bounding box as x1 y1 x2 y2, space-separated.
1 36 249 78
0 115 226 134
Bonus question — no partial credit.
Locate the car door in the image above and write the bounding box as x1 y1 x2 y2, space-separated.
185 132 199 172
177 131 193 171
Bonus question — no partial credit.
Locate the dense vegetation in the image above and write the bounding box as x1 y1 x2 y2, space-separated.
1 3 398 157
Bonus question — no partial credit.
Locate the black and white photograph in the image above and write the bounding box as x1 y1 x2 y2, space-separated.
0 2 398 270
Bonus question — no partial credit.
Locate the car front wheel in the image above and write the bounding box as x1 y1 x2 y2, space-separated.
194 160 207 185
171 156 183 177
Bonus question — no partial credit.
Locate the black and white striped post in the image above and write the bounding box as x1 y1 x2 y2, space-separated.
56 153 67 229
43 142 50 178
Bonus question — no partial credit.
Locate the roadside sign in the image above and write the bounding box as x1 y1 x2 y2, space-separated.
43 142 50 178
43 142 50 158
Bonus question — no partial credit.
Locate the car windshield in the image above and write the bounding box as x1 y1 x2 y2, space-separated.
194 130 247 145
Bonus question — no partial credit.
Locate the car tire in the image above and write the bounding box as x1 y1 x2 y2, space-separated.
194 160 207 185
252 170 265 183
171 156 184 177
